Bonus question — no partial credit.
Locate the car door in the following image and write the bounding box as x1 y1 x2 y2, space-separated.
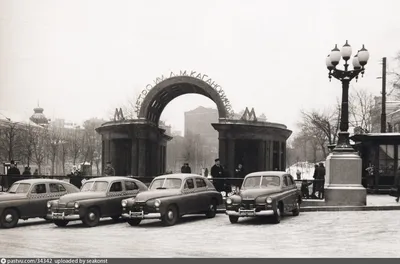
181 178 196 215
28 183 49 217
194 177 209 211
105 181 124 217
286 175 298 211
123 180 140 198
281 176 293 213
48 183 68 200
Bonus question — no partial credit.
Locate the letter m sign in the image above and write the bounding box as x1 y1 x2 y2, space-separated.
241 107 257 122
114 108 125 121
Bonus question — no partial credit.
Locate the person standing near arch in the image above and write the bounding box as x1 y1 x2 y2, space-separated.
211 158 225 194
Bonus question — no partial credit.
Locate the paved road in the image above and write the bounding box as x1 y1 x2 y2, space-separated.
1 211 400 258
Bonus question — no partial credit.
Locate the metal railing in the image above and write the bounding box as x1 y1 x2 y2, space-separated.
0 174 325 200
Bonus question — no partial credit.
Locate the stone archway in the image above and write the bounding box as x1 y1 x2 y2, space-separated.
138 76 229 123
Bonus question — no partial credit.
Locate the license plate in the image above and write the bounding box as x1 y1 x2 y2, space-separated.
52 212 64 219
130 211 144 218
239 210 256 216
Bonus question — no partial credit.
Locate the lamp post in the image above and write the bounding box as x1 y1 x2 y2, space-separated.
326 40 370 152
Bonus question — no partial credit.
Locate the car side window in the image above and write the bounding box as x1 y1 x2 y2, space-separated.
125 181 138 191
283 176 289 187
184 179 195 189
195 178 207 188
31 184 46 194
110 182 123 192
287 176 295 186
49 183 66 193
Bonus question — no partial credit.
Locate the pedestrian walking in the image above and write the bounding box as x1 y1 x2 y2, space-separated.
394 167 400 203
211 158 225 194
296 169 301 180
181 163 191 173
104 161 115 176
235 163 245 191
22 167 31 176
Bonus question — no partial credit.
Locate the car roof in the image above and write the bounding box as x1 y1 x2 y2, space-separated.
154 173 203 180
85 176 136 182
245 171 289 177
14 178 72 184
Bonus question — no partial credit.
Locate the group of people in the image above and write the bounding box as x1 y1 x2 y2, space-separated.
1 160 40 191
298 162 326 199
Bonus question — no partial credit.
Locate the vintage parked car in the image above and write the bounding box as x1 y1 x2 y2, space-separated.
121 174 223 226
225 171 302 224
47 176 148 227
0 179 80 228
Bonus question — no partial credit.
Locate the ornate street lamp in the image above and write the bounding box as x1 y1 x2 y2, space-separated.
326 40 370 152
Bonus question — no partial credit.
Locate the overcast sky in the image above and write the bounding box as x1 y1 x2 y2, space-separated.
1 0 400 134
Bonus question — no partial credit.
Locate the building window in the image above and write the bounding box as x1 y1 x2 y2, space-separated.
378 145 395 175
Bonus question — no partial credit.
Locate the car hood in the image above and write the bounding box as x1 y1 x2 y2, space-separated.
135 189 180 202
59 192 105 204
0 193 27 202
239 188 281 199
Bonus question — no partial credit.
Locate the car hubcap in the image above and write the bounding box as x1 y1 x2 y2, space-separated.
5 214 13 222
89 212 95 220
167 210 174 220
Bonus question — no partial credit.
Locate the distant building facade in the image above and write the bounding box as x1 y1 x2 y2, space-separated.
371 96 400 133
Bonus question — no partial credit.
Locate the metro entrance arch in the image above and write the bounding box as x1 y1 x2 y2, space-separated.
96 71 292 177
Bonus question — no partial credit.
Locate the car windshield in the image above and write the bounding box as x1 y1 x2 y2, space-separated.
81 181 108 192
149 178 182 190
242 175 280 189
7 183 31 194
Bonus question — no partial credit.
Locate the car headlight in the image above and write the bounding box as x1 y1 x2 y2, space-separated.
226 198 233 205
47 201 52 208
74 202 79 209
266 197 272 204
121 199 128 207
154 199 161 207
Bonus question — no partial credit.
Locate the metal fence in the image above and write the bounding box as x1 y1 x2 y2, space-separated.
0 175 325 200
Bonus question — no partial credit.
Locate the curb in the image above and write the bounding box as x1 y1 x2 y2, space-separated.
216 205 400 213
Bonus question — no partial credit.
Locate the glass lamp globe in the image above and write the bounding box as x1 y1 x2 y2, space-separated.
341 40 352 61
358 45 370 66
326 55 334 70
329 44 341 66
352 54 361 70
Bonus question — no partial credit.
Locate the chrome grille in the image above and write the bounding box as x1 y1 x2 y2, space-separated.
241 199 255 209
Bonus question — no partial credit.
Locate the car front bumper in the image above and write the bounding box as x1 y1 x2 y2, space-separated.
122 211 161 219
47 212 81 221
226 209 275 217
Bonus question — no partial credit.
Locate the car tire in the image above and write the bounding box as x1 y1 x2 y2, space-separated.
272 205 282 224
82 207 100 227
161 205 178 226
229 216 239 224
54 220 69 227
127 219 141 226
205 199 217 218
0 208 19 229
292 199 300 216
111 215 121 222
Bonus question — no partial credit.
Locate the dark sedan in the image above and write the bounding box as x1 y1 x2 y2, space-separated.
47 176 148 227
121 174 223 226
0 179 80 228
225 171 302 224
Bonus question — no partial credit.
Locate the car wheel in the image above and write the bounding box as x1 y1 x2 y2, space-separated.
54 220 69 227
161 205 178 226
229 216 239 224
82 207 100 227
111 215 121 222
127 219 141 226
292 199 300 216
205 199 217 218
0 208 19 228
272 205 282 224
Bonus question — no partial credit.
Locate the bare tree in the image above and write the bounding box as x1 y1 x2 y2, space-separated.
349 87 375 132
0 120 22 162
32 127 49 174
390 52 400 98
181 132 205 172
19 123 36 167
82 118 105 174
69 128 84 165
48 125 63 175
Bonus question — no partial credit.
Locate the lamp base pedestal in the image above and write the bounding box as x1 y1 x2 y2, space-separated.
324 151 367 206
